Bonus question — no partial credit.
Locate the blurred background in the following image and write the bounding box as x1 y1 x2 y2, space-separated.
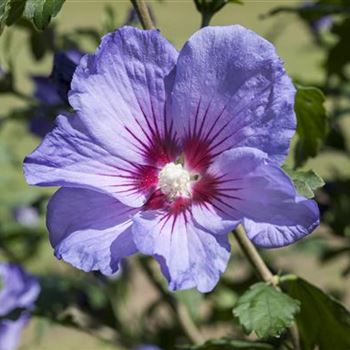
0 0 349 349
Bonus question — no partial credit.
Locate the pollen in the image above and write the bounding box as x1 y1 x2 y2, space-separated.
158 162 191 199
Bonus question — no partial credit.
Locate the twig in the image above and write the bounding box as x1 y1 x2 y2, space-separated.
233 225 300 350
138 258 204 344
233 225 275 284
130 0 155 30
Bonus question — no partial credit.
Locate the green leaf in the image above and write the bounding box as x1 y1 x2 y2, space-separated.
233 282 300 338
294 85 328 168
282 276 350 350
282 166 325 198
0 0 12 33
1 0 63 33
23 0 65 30
183 338 274 350
29 25 55 60
326 18 350 81
5 0 25 26
102 4 117 33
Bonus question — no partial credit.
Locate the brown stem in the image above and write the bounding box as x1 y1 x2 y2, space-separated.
130 0 155 30
233 225 300 350
233 225 275 284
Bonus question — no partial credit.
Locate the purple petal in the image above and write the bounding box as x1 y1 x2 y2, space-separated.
171 25 296 166
134 346 162 350
30 75 63 138
69 26 179 166
29 110 56 138
132 211 230 292
47 187 138 275
51 50 84 103
0 264 40 317
207 147 320 248
191 201 240 236
24 114 152 207
31 76 61 105
0 314 29 350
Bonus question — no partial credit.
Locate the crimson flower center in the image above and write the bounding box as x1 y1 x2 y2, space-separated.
158 162 192 199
